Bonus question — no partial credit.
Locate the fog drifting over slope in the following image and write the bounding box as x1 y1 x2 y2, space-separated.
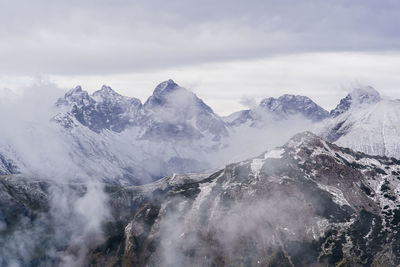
0 81 112 266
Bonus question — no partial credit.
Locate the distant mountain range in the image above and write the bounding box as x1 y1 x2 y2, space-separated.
0 80 398 185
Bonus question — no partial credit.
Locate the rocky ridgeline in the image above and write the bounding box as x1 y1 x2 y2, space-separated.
3 132 400 266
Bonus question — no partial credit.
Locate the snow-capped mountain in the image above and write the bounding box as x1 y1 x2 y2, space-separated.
56 85 142 133
51 80 325 185
225 94 329 127
318 86 400 158
140 79 228 141
57 79 227 141
4 132 400 266
2 80 400 186
3 80 400 266
46 80 230 185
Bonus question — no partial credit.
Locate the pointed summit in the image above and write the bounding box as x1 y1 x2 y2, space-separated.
57 85 92 107
65 85 83 96
330 86 382 117
144 79 189 108
153 79 179 96
141 79 227 140
144 79 214 114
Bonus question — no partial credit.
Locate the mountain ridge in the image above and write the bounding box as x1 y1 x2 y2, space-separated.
1 80 397 186
2 132 400 266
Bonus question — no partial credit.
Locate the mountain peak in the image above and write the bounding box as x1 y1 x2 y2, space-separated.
65 85 83 96
92 85 123 102
153 79 179 96
330 86 382 117
99 85 116 93
259 94 329 122
144 79 190 108
57 85 92 107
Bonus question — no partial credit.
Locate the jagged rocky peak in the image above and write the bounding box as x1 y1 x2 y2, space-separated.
66 85 83 95
330 86 382 117
65 85 86 98
55 85 144 133
144 79 208 110
145 79 181 105
92 85 121 100
144 79 217 119
153 79 180 96
58 85 93 106
141 79 228 141
259 94 329 122
59 84 141 106
55 81 227 140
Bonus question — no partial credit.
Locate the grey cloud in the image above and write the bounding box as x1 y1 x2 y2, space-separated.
0 0 400 75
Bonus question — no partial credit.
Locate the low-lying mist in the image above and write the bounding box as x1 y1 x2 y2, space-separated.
0 81 112 266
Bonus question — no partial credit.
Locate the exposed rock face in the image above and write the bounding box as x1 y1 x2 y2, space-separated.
86 132 400 266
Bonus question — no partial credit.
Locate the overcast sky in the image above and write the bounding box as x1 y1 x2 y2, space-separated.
1 0 400 115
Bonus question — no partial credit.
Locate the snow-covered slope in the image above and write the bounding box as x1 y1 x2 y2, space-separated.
318 87 400 158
